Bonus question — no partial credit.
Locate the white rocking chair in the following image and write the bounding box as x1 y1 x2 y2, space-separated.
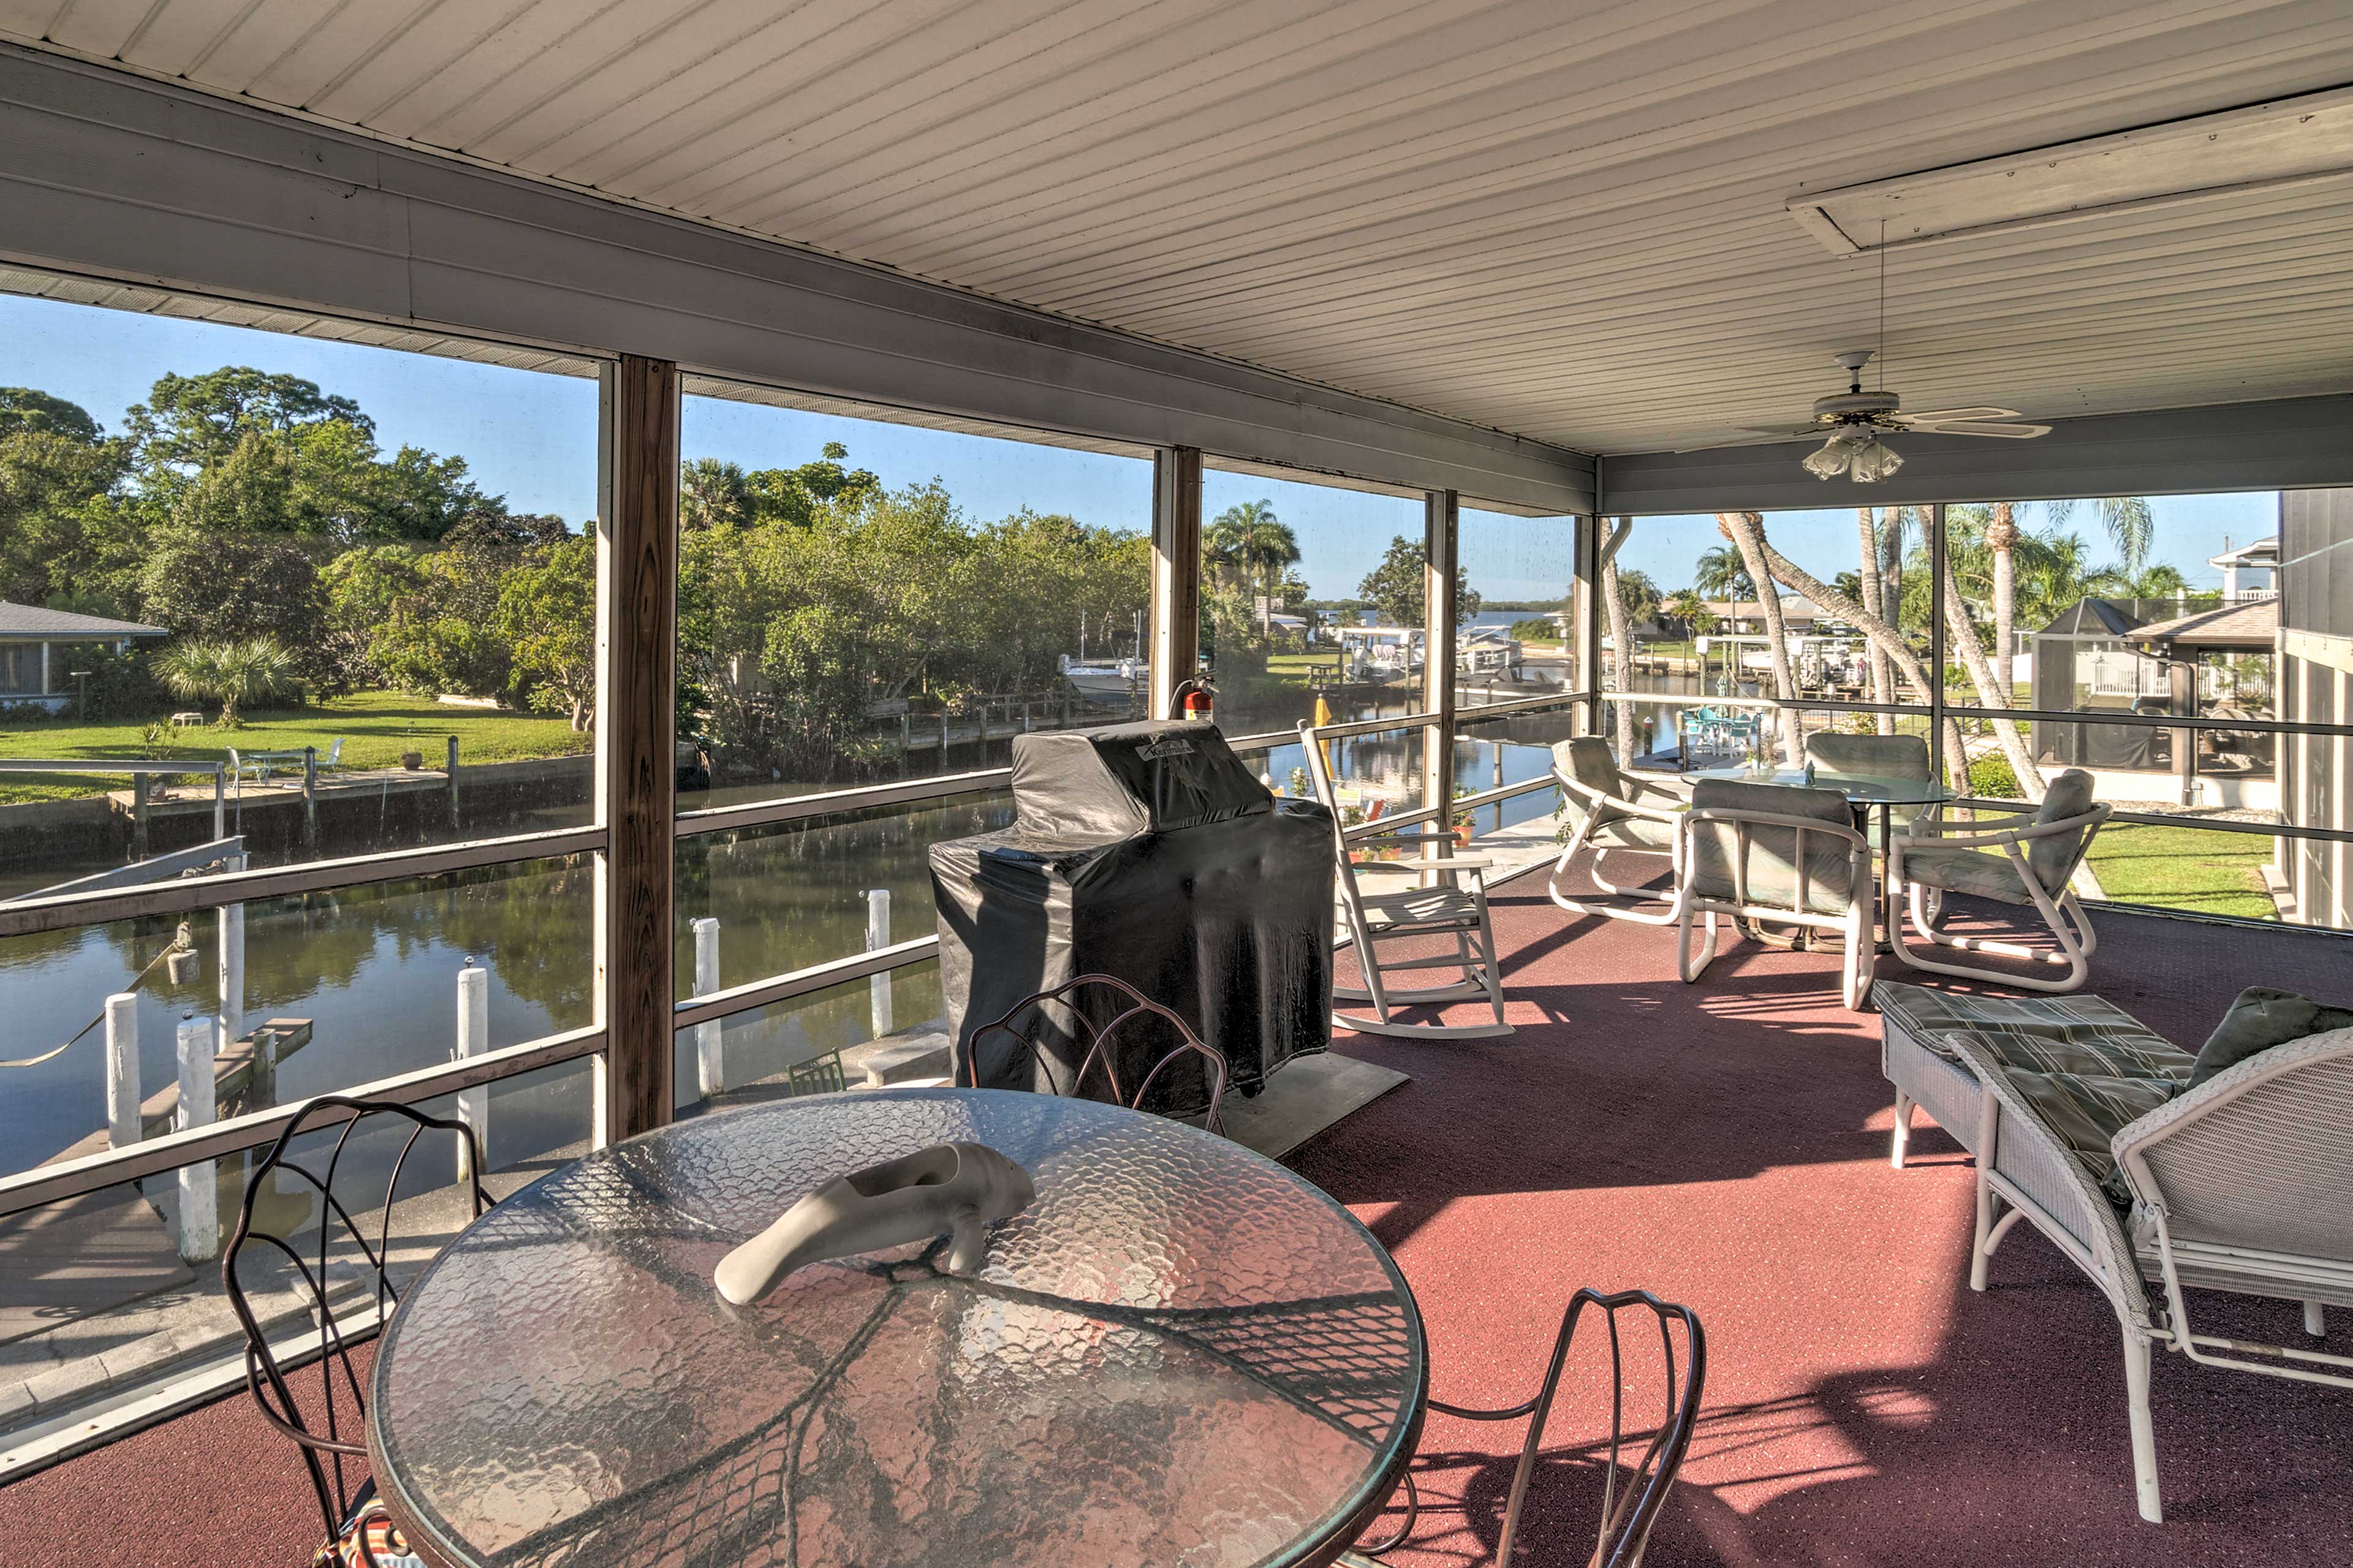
1548 737 1689 925
1297 721 1512 1040
1887 769 2109 993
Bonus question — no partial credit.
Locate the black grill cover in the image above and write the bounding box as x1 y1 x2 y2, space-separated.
930 721 1335 1113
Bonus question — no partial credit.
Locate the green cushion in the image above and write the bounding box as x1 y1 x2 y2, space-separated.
1687 778 1857 915
1898 841 2036 904
2189 987 2353 1090
1996 1066 2178 1211
1552 738 1624 801
1805 732 1930 781
2025 768 2099 891
1876 982 2192 1082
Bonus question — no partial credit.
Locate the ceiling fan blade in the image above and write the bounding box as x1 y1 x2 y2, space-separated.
1911 421 2051 439
1736 424 1831 437
1896 406 2020 423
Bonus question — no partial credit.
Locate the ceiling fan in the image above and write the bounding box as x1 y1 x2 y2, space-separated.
1749 350 2052 482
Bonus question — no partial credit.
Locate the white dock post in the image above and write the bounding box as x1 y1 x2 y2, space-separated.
865 890 893 1038
176 1012 219 1263
456 958 489 1181
216 901 244 1068
105 993 140 1149
692 917 724 1099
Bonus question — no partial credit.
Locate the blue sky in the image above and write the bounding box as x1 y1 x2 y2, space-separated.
5 292 2278 604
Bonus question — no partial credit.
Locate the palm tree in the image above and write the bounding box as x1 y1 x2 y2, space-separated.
1662 588 1712 638
1206 499 1299 641
2045 496 2154 581
1716 512 1800 763
680 456 751 531
1692 543 1752 603
156 635 298 728
1984 502 2020 700
1854 508 1892 729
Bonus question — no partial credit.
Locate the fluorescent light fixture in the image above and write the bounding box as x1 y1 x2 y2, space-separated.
1789 84 2353 255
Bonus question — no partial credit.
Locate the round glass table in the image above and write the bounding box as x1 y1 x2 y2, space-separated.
367 1088 1427 1568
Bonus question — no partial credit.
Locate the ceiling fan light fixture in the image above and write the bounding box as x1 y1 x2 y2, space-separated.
1849 436 1904 483
1801 439 1852 480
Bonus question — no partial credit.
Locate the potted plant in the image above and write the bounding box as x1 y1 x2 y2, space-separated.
400 748 424 770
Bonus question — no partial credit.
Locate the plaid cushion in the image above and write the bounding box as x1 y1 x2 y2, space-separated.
1877 982 2192 1083
1995 1067 2177 1211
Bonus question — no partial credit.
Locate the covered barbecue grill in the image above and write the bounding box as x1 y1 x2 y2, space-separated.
929 720 1336 1114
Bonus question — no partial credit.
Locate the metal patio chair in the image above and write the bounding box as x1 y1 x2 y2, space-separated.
1298 719 1512 1040
223 1094 490 1566
1887 768 2109 993
1548 737 1689 925
962 972 1230 1131
1346 1288 1707 1568
1673 778 1876 1011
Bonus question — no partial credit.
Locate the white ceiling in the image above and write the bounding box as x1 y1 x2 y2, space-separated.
6 0 2352 456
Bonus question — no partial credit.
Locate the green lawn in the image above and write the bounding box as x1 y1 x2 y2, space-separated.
2083 821 2278 922
0 691 592 804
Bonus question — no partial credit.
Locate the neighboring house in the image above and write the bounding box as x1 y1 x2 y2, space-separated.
2278 493 2353 928
0 602 168 712
2208 534 2279 602
1702 596 1824 634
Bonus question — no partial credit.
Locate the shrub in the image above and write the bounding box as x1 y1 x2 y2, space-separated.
1968 751 2020 800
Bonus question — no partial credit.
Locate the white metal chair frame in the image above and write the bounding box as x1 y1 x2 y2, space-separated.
1297 721 1512 1040
1672 804 1874 1011
1548 752 1689 926
1941 1031 2353 1523
1887 801 2110 993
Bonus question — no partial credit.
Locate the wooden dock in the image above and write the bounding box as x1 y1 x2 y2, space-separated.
41 1018 314 1170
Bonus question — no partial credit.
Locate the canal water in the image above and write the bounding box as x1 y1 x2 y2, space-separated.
0 691 1580 1180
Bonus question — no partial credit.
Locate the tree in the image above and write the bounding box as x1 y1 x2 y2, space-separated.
1205 499 1300 642
1601 520 1638 763
2046 496 2154 581
681 457 752 532
138 531 330 680
498 537 597 730
1854 508 1892 729
0 421 137 610
1355 535 1479 628
154 635 298 727
1716 512 1799 763
1692 543 1752 602
0 388 101 443
1984 501 2021 698
125 368 369 479
1662 589 1713 638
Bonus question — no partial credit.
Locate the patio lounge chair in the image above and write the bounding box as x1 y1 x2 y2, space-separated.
1803 732 1939 846
1887 769 2109 992
1298 719 1512 1039
1548 737 1688 925
1877 981 2353 1523
1672 778 1874 1010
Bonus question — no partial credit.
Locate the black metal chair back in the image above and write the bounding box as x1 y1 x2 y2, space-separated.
221 1094 490 1542
1355 1287 1705 1568
961 973 1230 1132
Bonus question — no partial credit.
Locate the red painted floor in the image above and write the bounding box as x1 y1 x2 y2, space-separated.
4 870 2347 1567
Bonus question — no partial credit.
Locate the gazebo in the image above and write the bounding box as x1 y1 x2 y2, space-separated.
0 601 166 712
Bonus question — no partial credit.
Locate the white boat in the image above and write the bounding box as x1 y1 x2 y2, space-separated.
1336 625 1424 682
1058 652 1142 703
1458 626 1522 676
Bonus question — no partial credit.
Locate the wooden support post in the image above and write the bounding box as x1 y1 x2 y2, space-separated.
301 746 319 854
866 890 893 1039
594 355 680 1146
131 772 148 862
1150 447 1203 720
448 735 461 835
692 917 724 1099
456 960 489 1180
1423 490 1460 838
216 900 243 1081
176 1012 218 1263
105 993 139 1149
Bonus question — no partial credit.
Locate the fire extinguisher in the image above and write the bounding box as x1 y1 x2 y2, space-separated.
1172 677 1215 724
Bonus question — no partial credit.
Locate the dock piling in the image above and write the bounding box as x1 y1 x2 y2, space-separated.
216 900 244 1076
175 1012 219 1263
447 735 461 835
692 917 724 1099
131 772 149 861
301 747 318 853
865 890 893 1038
456 959 489 1181
105 994 139 1149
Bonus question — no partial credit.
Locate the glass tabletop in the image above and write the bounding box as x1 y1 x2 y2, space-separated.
1688 765 1957 807
368 1088 1426 1568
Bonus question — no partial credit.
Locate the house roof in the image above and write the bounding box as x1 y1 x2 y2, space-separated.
2034 598 2146 638
0 601 167 639
2128 597 2279 651
1704 598 1821 623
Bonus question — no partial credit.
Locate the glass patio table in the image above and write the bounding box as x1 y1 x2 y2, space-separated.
1687 765 1958 947
366 1088 1427 1568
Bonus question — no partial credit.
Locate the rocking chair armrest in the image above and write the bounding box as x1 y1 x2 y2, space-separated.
1890 806 2107 856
